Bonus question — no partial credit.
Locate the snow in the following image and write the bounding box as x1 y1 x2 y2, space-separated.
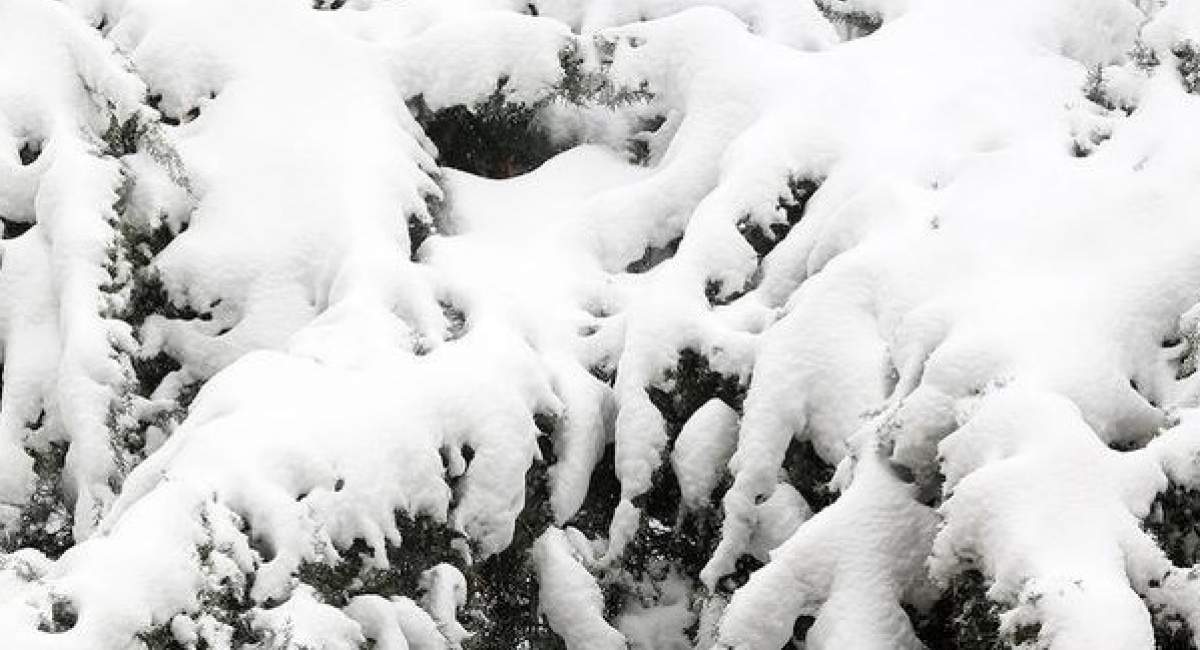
616 571 695 649
1143 0 1200 53
431 145 648 525
533 527 625 649
251 585 365 650
111 0 445 381
671 399 740 509
579 0 1200 645
418 564 470 647
931 388 1168 649
0 0 146 543
3 0 1200 647
717 450 937 649
344 594 451 650
391 12 574 111
533 0 839 50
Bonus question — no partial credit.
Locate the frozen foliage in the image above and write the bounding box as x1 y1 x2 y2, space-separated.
4 0 1200 648
0 0 148 553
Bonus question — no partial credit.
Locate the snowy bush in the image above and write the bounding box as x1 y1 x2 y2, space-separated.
4 0 1200 648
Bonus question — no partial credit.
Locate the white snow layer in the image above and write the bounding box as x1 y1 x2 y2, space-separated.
1 0 1200 648
0 0 146 543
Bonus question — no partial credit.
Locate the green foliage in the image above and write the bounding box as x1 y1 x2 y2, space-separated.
568 445 621 539
710 176 822 304
413 42 655 180
136 535 261 649
1174 41 1200 95
1141 481 1200 648
299 514 463 608
782 439 837 512
17 138 42 166
625 235 681 274
36 594 78 634
411 83 563 179
99 110 202 484
103 113 144 158
1084 66 1115 111
1122 39 1198 97
645 348 748 430
814 0 883 38
296 436 563 648
0 215 33 239
1149 603 1197 650
1 109 157 566
439 300 468 343
2 433 73 559
462 435 561 648
578 348 754 643
908 570 1034 650
786 615 816 647
1145 485 1200 567
626 473 726 587
637 347 749 585
1141 484 1200 648
736 177 820 260
136 624 180 649
627 114 666 166
557 42 653 109
407 212 435 261
1130 41 1162 71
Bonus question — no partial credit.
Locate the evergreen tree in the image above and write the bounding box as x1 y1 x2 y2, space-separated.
4 0 1200 648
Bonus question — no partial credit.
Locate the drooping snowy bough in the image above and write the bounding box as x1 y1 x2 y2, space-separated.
3 0 1200 648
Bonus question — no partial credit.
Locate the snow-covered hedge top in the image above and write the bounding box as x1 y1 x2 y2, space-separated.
3 0 1200 648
